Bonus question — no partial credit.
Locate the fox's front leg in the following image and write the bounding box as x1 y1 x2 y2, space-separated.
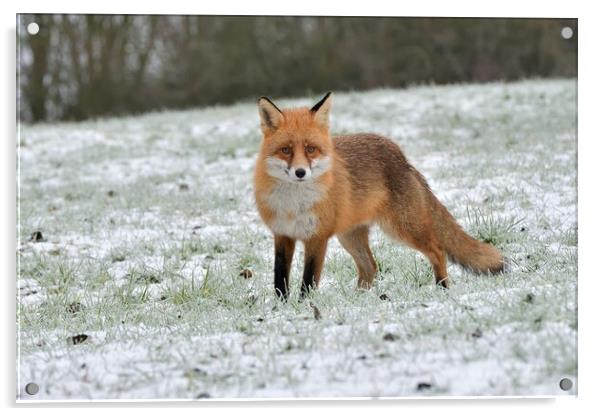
274 235 296 300
300 237 328 299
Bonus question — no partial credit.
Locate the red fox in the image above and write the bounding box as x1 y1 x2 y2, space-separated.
254 92 505 299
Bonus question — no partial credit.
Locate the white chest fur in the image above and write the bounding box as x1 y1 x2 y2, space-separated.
265 181 324 240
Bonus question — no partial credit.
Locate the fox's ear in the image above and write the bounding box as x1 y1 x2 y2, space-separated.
257 97 284 134
310 92 332 129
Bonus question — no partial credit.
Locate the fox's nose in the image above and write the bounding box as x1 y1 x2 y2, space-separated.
295 168 306 178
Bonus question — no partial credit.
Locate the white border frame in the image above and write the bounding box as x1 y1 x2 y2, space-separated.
3 1 600 414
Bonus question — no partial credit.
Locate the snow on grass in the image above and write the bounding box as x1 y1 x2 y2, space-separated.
17 79 577 400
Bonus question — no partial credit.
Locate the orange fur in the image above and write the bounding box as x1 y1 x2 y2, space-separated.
254 93 505 299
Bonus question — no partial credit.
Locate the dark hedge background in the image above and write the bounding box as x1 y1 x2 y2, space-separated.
18 15 577 122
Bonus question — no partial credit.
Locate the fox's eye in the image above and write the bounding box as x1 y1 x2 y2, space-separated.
306 145 316 154
281 147 291 154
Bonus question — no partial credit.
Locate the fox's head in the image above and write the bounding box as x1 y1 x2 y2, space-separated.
257 93 333 184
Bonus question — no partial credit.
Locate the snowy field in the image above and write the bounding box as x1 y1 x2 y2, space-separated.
17 79 577 400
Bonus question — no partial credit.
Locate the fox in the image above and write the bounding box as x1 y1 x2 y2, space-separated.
253 92 505 300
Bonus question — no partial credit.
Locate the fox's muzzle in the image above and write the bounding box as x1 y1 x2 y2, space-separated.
288 165 312 181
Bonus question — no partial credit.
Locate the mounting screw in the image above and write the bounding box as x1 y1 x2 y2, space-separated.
25 382 39 395
561 27 573 40
27 22 39 36
559 378 573 391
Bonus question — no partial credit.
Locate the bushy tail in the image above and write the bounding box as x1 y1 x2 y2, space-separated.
430 195 505 274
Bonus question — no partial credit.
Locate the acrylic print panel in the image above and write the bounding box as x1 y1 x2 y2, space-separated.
16 14 577 400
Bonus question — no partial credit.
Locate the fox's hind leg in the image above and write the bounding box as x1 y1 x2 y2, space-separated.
412 237 449 288
379 214 449 288
337 225 378 290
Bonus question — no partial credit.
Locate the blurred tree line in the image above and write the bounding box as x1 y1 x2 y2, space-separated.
18 15 577 122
